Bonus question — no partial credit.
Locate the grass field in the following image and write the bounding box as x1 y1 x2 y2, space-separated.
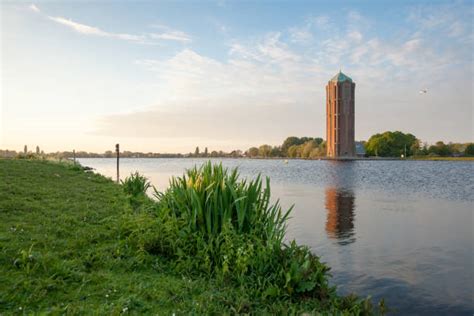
0 159 381 314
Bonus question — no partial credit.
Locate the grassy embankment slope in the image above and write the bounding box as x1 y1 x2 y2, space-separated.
0 159 379 314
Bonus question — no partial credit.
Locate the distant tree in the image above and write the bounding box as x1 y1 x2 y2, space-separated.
258 144 272 158
195 147 200 156
270 146 282 157
104 150 113 158
464 143 474 156
428 141 452 157
302 140 318 158
210 151 219 157
287 145 299 158
36 146 40 155
410 139 423 156
281 137 303 156
365 131 417 157
24 145 27 154
247 147 259 157
204 147 208 157
314 137 324 146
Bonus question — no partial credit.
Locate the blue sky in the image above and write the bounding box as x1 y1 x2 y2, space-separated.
1 0 472 153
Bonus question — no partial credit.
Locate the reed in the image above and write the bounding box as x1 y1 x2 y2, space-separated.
121 171 151 198
155 162 291 244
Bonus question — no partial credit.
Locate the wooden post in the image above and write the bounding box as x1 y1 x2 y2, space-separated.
73 149 76 165
115 144 120 183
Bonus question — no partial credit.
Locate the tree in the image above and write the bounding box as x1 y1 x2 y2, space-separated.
287 145 299 158
271 146 282 157
204 147 208 157
302 140 318 158
428 141 452 157
195 146 200 157
464 143 474 156
258 144 272 158
247 147 259 157
281 137 303 156
410 139 423 156
36 146 40 155
314 137 324 146
365 131 417 157
24 145 27 154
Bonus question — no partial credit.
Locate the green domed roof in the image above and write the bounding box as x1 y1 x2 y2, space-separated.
330 71 352 83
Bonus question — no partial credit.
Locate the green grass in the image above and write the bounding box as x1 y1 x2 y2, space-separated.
0 159 383 314
409 156 474 161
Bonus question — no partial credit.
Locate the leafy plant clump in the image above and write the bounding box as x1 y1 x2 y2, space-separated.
130 162 379 313
121 171 152 209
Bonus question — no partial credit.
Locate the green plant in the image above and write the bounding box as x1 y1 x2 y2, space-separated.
121 172 152 209
122 172 151 197
147 162 374 310
154 162 290 242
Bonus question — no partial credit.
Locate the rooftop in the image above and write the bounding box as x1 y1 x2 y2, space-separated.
330 71 353 83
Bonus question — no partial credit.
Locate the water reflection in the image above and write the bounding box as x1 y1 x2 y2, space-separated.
325 188 356 245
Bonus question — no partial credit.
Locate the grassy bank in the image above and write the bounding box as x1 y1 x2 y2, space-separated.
408 156 474 161
0 159 382 314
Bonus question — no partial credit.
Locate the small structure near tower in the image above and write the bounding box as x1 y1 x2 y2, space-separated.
326 71 355 158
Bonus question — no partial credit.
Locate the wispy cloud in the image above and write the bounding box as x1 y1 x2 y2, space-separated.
48 16 109 36
149 30 191 43
32 4 191 44
28 4 40 13
149 24 193 42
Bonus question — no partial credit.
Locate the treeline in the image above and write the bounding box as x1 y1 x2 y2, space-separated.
188 147 244 158
365 131 474 157
2 132 473 160
246 132 474 158
246 137 326 158
0 145 243 159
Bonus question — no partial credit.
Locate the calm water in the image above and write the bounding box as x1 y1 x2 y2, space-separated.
79 158 473 315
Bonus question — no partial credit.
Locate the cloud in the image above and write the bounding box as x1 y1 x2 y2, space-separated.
48 16 109 36
149 24 192 42
150 30 191 43
289 27 313 44
28 4 40 13
41 12 190 44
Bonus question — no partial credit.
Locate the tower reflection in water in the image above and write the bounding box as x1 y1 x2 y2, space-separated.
325 188 356 245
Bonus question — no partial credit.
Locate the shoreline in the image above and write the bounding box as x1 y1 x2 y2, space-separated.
73 156 474 162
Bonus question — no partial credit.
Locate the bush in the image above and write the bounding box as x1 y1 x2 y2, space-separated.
137 162 378 313
121 172 152 209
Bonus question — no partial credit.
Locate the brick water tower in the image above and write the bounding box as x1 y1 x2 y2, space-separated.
326 71 355 158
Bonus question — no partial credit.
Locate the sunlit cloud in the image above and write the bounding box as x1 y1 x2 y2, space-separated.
44 12 191 44
48 16 109 36
28 4 40 13
149 31 191 43
149 24 192 42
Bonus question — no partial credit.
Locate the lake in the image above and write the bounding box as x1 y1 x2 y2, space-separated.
78 158 473 315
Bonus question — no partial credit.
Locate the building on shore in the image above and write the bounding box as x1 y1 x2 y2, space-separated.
326 71 355 158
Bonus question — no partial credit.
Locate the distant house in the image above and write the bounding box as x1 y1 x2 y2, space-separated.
355 142 366 157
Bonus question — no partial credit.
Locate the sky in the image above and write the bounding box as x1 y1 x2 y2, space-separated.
1 0 473 153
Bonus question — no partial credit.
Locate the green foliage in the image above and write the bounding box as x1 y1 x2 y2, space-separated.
121 172 152 209
464 143 474 156
258 144 273 157
0 159 382 314
121 172 151 197
365 131 417 157
428 141 452 157
142 162 379 313
247 147 259 157
154 162 290 243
